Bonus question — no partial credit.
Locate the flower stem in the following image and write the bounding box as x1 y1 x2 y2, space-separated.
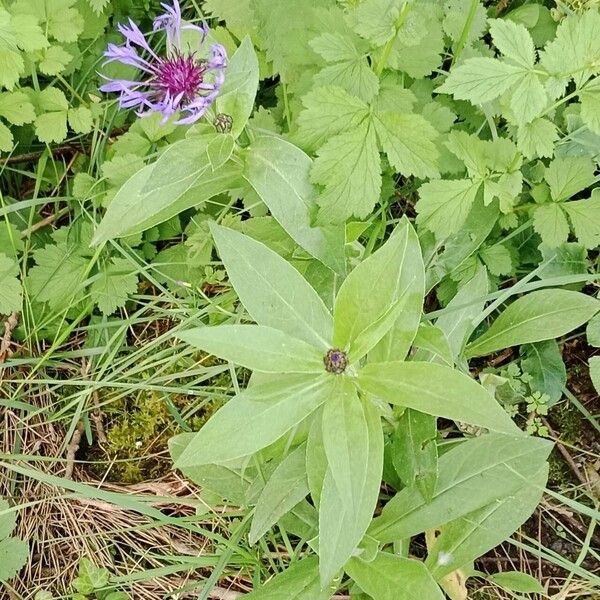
374 2 411 77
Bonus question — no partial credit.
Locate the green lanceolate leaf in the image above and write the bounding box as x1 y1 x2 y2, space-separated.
243 557 332 599
174 374 335 468
486 571 545 594
369 433 552 542
435 264 489 360
345 552 445 600
92 137 239 242
319 381 383 586
466 289 600 357
359 361 519 435
425 465 548 580
412 323 453 366
215 36 259 138
243 136 346 274
333 220 423 355
177 325 324 373
392 409 438 502
249 443 310 543
306 413 327 509
210 223 333 349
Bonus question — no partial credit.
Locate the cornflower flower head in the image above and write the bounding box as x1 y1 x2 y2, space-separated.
99 0 227 125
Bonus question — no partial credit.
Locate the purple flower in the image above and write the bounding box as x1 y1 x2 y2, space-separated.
99 0 227 125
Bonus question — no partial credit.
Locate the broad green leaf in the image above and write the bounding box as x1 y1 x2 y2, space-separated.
545 156 595 201
369 433 552 542
521 341 566 405
532 203 569 247
509 72 547 125
0 253 21 314
516 118 558 160
178 325 324 373
0 48 24 90
0 91 35 125
435 265 489 359
313 120 381 223
345 552 445 600
210 224 333 349
174 374 334 468
437 58 525 104
426 465 547 580
215 36 259 138
351 0 403 46
466 289 600 357
38 44 72 75
319 385 383 585
488 18 535 68
0 537 28 581
373 112 439 179
92 138 239 242
89 257 137 316
370 220 426 363
563 192 600 249
359 361 519 435
587 313 600 348
243 136 346 274
68 105 93 134
589 356 600 394
10 13 48 52
206 134 235 170
243 557 331 599
314 56 379 104
0 122 12 152
416 178 481 240
486 571 545 594
392 409 438 501
34 110 67 143
333 222 420 352
295 85 369 151
249 444 310 543
412 323 453 366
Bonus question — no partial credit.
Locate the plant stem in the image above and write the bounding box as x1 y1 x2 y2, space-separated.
452 0 479 65
374 2 411 76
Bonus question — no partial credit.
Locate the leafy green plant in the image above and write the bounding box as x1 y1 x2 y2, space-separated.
167 219 600 595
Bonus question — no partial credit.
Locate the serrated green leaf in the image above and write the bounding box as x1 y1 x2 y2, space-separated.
480 244 513 277
243 136 346 274
509 72 547 125
38 44 72 75
68 105 93 134
319 384 383 585
174 374 334 468
437 58 525 104
28 243 88 310
204 0 257 40
562 192 600 249
296 85 369 150
359 361 519 434
532 202 569 247
178 325 324 373
580 78 600 135
0 536 28 581
369 433 552 542
0 499 17 540
521 340 566 405
516 118 558 159
443 0 487 49
488 18 535 68
310 32 360 62
249 444 309 543
416 178 481 239
0 91 35 125
210 223 333 349
544 156 595 201
313 119 381 223
89 258 137 315
346 552 445 600
351 0 402 46
34 111 67 143
466 289 600 357
0 121 12 152
314 57 380 103
10 13 48 52
0 48 24 90
373 111 439 179
0 253 22 314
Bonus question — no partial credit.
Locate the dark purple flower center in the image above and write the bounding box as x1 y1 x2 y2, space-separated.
324 349 348 374
156 54 206 100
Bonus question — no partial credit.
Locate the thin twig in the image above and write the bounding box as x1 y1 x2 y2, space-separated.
0 312 19 364
65 421 85 479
